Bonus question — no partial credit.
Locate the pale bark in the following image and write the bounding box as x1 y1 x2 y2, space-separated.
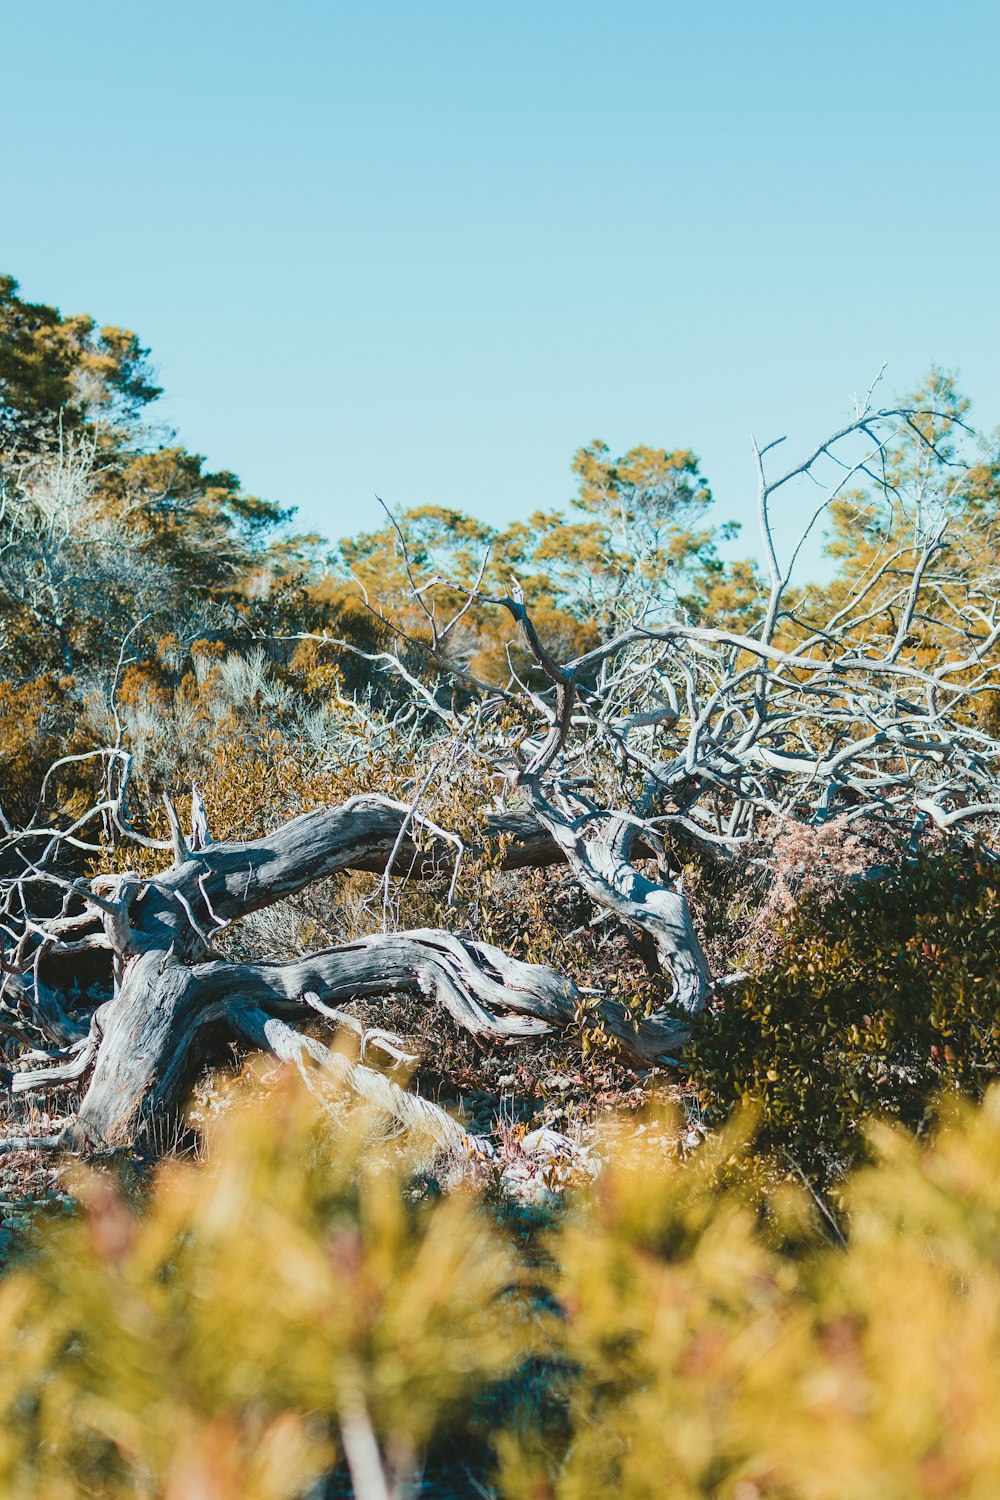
20 794 682 1151
520 778 711 1018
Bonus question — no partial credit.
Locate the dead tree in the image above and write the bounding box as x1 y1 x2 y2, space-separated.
0 429 169 676
3 395 999 1153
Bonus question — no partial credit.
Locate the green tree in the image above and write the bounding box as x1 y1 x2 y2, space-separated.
0 274 160 448
333 442 754 685
0 274 310 680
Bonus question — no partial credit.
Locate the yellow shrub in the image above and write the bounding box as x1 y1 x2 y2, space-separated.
503 1094 1000 1500
10 1076 1000 1497
0 1074 524 1499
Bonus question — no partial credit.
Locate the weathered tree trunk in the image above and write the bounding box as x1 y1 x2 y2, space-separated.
13 792 706 1152
520 778 712 1016
61 956 227 1150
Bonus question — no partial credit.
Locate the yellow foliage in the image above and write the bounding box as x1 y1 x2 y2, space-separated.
0 1074 524 1499
10 1083 1000 1495
502 1093 1000 1499
0 674 92 822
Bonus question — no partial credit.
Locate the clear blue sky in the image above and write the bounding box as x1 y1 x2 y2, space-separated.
2 0 997 563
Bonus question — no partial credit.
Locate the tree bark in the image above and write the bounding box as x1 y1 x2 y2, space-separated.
18 793 696 1152
520 779 712 1016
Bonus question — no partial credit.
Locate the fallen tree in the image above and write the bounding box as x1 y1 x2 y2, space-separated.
3 394 1000 1152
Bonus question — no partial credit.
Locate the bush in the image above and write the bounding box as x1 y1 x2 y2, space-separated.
502 1090 1000 1500
12 1074 1000 1496
689 850 1000 1183
0 1074 525 1499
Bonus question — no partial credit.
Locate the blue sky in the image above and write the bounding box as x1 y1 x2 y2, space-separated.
2 0 997 566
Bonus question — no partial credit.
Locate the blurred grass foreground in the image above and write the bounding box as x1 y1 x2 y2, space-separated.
5 1069 1000 1499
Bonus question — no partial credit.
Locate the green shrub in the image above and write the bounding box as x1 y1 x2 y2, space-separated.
502 1090 1000 1500
689 850 1000 1182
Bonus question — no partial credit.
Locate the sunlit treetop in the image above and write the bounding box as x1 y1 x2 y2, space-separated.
0 274 161 445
